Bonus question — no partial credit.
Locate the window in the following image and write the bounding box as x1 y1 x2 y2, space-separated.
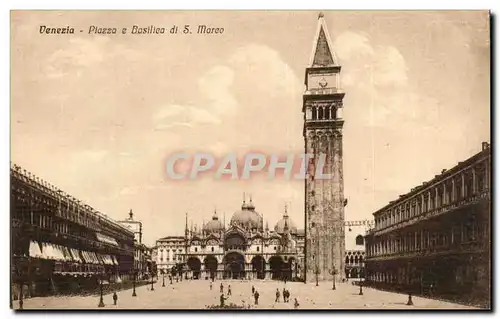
211 247 214 252
355 235 364 246
194 247 198 252
274 246 277 250
257 246 260 252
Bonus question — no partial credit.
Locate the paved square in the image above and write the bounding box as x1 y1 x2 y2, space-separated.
17 280 478 310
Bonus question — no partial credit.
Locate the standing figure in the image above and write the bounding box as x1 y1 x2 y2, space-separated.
275 288 280 302
294 298 299 309
113 292 118 305
220 283 224 293
228 285 232 296
251 285 255 295
210 282 213 290
220 293 228 307
283 288 286 302
254 290 260 305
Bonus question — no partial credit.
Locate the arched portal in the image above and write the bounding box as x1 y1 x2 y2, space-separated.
269 256 284 280
223 252 245 279
251 255 265 280
187 257 202 279
204 256 218 280
282 257 297 281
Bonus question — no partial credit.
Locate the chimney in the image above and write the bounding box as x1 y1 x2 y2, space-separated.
482 142 490 151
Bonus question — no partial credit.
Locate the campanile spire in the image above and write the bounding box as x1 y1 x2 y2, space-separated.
309 13 338 68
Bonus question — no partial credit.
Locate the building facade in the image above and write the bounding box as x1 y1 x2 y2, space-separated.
10 164 135 298
154 236 186 273
154 198 305 281
365 142 491 307
117 210 150 277
304 13 346 282
344 220 374 279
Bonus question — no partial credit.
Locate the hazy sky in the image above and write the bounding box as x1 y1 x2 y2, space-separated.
11 11 490 246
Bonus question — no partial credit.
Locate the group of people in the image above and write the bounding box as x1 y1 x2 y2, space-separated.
215 281 299 309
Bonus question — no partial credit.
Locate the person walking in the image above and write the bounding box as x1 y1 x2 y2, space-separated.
283 288 287 303
254 290 260 305
220 283 224 293
275 288 280 302
112 292 118 306
228 285 232 296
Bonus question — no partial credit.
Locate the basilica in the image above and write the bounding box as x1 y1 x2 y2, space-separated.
155 197 305 281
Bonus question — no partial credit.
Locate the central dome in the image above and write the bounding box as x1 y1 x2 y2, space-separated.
230 199 262 230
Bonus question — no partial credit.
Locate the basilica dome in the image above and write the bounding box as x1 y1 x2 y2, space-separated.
204 211 224 233
274 208 298 234
230 199 263 230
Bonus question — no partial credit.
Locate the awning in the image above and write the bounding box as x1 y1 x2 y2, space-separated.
61 246 73 262
98 254 113 265
96 233 119 246
29 241 43 259
90 252 101 264
53 245 66 261
41 243 54 260
70 248 83 263
80 251 89 263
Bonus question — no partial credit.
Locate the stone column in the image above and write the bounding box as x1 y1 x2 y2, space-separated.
472 168 477 194
443 183 447 205
435 186 439 208
451 179 456 202
415 231 418 251
451 226 454 245
461 173 465 198
421 229 424 250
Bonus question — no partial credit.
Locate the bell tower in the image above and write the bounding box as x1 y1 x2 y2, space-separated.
303 13 346 282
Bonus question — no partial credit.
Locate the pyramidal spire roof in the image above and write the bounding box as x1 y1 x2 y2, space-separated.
309 12 338 67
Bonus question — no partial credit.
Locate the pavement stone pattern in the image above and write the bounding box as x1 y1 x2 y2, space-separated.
16 280 478 310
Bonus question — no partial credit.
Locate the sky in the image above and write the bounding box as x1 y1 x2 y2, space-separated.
11 11 490 246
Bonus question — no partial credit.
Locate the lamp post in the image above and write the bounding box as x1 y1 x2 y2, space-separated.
98 273 105 308
150 272 155 291
315 225 320 286
132 270 137 297
359 278 364 295
18 280 24 310
162 273 165 287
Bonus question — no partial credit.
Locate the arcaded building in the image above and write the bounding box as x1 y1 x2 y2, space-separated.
365 142 491 306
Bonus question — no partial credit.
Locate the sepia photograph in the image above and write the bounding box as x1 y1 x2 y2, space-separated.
9 10 491 310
